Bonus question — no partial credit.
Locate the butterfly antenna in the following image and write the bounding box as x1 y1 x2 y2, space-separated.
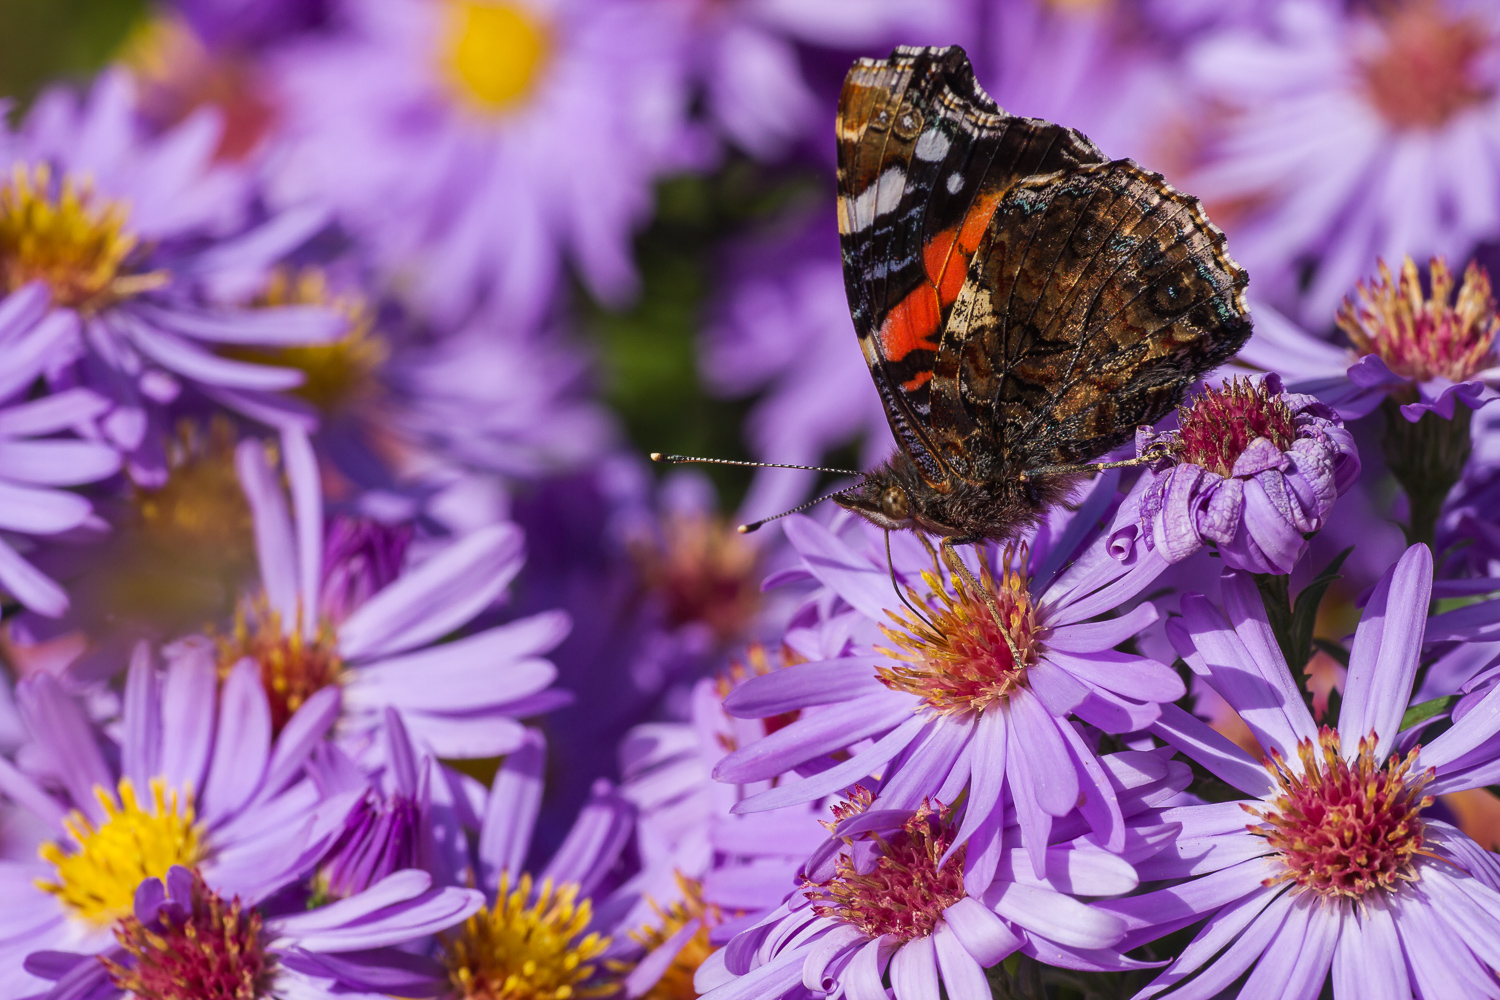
738 484 861 534
652 453 862 476
886 530 936 630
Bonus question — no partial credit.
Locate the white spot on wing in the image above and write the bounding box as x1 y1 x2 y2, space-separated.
946 172 963 194
915 129 950 162
847 166 907 232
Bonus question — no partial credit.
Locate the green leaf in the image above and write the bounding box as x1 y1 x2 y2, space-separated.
1253 572 1295 669
1311 637 1350 666
1289 546 1354 672
1399 695 1460 732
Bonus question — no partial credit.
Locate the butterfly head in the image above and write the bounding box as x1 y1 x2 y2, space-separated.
833 471 916 532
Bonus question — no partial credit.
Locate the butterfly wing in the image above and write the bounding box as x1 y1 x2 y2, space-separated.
928 159 1252 478
836 45 1105 488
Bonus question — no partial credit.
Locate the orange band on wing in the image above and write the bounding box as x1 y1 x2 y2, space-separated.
901 370 933 391
878 285 941 362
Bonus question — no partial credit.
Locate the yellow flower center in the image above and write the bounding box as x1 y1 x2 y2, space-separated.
878 545 1038 717
624 876 719 1000
0 164 164 311
444 872 612 1000
36 778 204 926
229 267 387 414
443 1 552 114
216 597 345 736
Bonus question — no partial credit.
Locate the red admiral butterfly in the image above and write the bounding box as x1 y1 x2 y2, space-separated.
656 46 1249 555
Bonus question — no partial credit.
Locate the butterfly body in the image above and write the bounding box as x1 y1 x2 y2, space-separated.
834 46 1252 541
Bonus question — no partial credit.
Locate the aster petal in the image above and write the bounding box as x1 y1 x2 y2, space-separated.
940 898 1019 967
1135 885 1293 1000
1006 689 1076 817
17 674 112 821
159 640 218 794
0 481 92 533
284 885 485 951
0 537 69 617
200 659 272 825
127 318 306 390
1330 895 1409 1000
631 918 707 998
282 426 322 638
1149 703 1273 797
1394 884 1500 999
985 882 1124 950
723 656 887 716
1044 603 1158 653
0 755 66 830
1415 868 1500 971
1417 681 1500 773
731 715 927 814
1047 649 1184 704
1106 858 1277 949
274 869 436 936
478 728 544 886
932 922 989 1000
0 310 79 401
541 780 633 897
1237 894 1334 1000
237 437 299 623
391 711 530 759
890 935 939 1000
338 522 524 661
1054 716 1125 853
0 440 120 486
1340 543 1431 761
714 691 912 785
278 948 448 997
260 686 341 800
800 924 865 994
346 650 556 713
949 705 1006 867
783 515 897 623
704 943 811 1000
875 715 971 810
843 936 896 1000
138 301 345 346
120 642 159 789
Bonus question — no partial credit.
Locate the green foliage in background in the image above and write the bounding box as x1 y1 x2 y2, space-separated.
0 0 146 104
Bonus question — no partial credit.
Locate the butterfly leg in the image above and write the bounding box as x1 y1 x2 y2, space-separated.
938 535 1027 669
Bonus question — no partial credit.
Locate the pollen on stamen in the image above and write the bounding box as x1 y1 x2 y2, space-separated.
36 778 204 926
1246 729 1437 901
617 874 720 1000
442 872 613 1000
102 868 273 1000
878 544 1037 716
0 164 165 311
1175 377 1299 477
443 0 552 114
215 597 344 735
805 798 966 943
1337 255 1500 386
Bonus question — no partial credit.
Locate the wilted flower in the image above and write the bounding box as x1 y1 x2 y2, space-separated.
270 0 702 325
1187 0 1500 321
1109 544 1500 997
1134 374 1360 574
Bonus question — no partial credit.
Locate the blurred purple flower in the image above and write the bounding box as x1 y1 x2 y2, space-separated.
717 486 1183 875
31 864 480 1000
1186 0 1500 322
0 70 347 483
270 0 704 326
1107 544 1500 997
0 285 121 617
682 0 965 159
1132 374 1360 575
0 642 350 994
170 0 330 50
222 425 570 758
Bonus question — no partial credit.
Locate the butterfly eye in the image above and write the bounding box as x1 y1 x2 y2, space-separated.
880 486 911 521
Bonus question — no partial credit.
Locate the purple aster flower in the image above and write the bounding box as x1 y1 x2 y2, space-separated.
436 728 638 1000
716 482 1184 874
693 762 1191 1000
0 69 346 483
0 284 121 618
681 0 965 159
29 863 481 1000
1185 0 1500 321
1131 374 1360 575
170 0 330 50
0 642 351 994
270 0 703 325
1106 543 1500 997
218 424 570 758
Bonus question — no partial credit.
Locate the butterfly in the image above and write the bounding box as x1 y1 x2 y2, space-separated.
830 45 1251 545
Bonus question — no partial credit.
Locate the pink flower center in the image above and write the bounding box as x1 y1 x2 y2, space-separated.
632 512 761 643
1247 729 1435 900
103 869 273 1000
807 801 966 942
1175 378 1298 477
1337 255 1500 384
1360 3 1494 131
878 545 1037 717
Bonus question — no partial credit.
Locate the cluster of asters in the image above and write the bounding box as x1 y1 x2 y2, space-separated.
1 1 1500 1000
